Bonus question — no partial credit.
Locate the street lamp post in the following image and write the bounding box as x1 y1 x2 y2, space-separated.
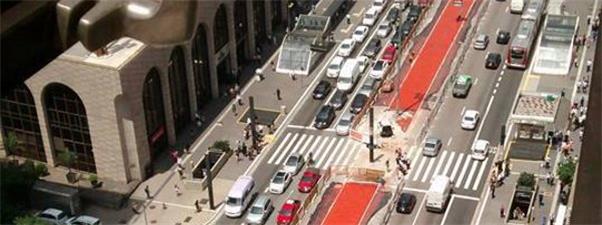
204 151 215 210
368 107 375 163
249 96 259 151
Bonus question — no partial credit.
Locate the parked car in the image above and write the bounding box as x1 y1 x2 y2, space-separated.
356 56 370 73
283 153 305 175
246 195 274 225
362 7 378 26
372 0 387 15
338 38 356 57
370 60 389 79
422 137 442 157
407 5 423 21
65 215 101 225
336 113 355 136
329 90 348 109
36 208 70 225
391 29 406 46
353 25 370 43
485 52 502 69
269 170 292 194
471 139 490 160
396 193 417 214
386 6 401 23
350 94 369 114
497 30 511 44
400 20 415 37
363 39 382 58
359 77 378 96
312 80 332 99
276 200 301 225
314 105 336 129
452 74 473 98
377 22 392 38
381 44 397 63
461 110 480 130
473 34 489 50
298 168 321 193
327 56 345 78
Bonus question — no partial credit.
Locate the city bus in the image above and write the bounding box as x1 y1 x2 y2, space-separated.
506 20 538 69
521 0 546 25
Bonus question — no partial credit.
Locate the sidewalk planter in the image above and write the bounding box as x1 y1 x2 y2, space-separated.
183 148 232 190
506 174 539 225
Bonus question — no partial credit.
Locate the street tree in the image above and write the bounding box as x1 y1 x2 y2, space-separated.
557 160 576 187
3 131 19 161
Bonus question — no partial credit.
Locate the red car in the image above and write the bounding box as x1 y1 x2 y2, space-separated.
276 200 301 225
381 44 397 63
298 168 321 193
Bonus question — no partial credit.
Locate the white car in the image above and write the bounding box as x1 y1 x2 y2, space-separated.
336 113 355 136
327 56 345 78
362 7 378 26
36 208 70 225
356 56 370 73
269 170 292 194
66 215 101 225
376 22 391 38
352 25 370 43
471 139 490 160
370 60 388 79
283 153 305 175
338 38 356 57
461 110 480 130
372 0 387 15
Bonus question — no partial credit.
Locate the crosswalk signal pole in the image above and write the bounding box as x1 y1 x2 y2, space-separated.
369 107 375 163
204 151 215 210
249 96 259 151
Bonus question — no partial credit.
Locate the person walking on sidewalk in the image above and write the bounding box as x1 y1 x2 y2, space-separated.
500 205 505 218
586 59 593 72
144 185 151 199
276 89 282 100
194 200 201 212
174 184 182 196
232 104 237 116
236 93 243 105
346 14 351 24
491 183 496 198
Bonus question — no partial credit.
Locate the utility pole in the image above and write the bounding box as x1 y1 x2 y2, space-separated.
368 107 375 162
249 96 259 151
500 125 506 146
204 151 215 210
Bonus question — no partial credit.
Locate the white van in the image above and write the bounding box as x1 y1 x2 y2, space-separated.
510 0 525 14
225 176 255 218
363 8 378 26
337 59 360 92
327 56 345 78
426 175 452 213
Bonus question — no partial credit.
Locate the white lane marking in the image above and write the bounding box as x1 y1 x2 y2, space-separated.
474 78 478 85
298 135 315 155
463 160 480 189
274 133 300 164
304 136 323 159
472 159 489 190
447 137 453 146
440 195 456 225
288 124 317 130
411 196 428 225
461 106 466 116
493 89 497 95
312 137 332 162
455 158 472 187
505 6 509 13
343 142 362 165
432 151 448 178
412 156 428 181
353 7 366 16
279 134 307 164
403 187 427 193
316 138 337 167
333 140 353 166
474 96 495 140
441 151 456 176
421 156 437 183
450 153 464 180
321 138 346 169
453 194 480 201
268 133 293 163
500 70 504 76
495 82 500 88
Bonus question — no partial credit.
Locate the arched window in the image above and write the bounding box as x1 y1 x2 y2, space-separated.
214 4 229 52
168 47 191 134
1 85 45 161
44 83 95 172
234 0 248 41
192 24 212 108
143 68 168 158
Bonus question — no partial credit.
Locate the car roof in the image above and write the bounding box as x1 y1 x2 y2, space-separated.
367 7 377 13
288 153 300 159
464 110 479 117
253 194 270 206
331 56 344 64
229 175 254 198
425 137 440 143
400 193 414 200
456 75 472 84
342 38 354 44
473 140 489 150
41 208 64 216
319 105 334 113
74 215 100 223
340 113 354 121
477 34 488 40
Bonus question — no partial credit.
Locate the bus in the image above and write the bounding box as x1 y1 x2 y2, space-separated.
521 0 546 25
506 20 537 69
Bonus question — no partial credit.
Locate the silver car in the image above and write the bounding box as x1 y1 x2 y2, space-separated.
473 34 489 50
336 113 355 136
422 137 442 157
245 195 274 224
283 153 305 175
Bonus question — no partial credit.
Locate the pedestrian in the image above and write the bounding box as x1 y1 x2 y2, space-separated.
586 59 592 72
271 60 276 71
276 89 282 100
500 205 505 218
588 15 592 25
144 185 151 199
308 152 314 166
194 200 201 212
235 149 241 161
289 72 296 80
232 103 237 116
174 184 182 196
385 160 390 171
346 14 351 24
538 193 544 206
491 184 496 198
574 57 579 68
176 166 184 179
236 94 243 105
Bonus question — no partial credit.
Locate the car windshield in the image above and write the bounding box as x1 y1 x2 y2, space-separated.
464 116 474 121
317 111 329 120
374 62 384 70
250 206 263 214
273 173 285 183
474 148 484 153
280 208 293 216
342 43 350 48
374 1 383 6
339 119 351 126
227 197 241 206
400 196 411 204
329 63 340 70
285 157 297 166
425 143 436 149
455 82 467 89
340 77 352 83
366 13 374 19
380 24 388 30
301 175 314 182
354 29 363 35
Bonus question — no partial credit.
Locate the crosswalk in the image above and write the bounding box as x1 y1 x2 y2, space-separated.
267 132 362 170
408 150 491 191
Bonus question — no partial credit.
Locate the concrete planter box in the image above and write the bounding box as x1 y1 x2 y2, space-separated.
183 149 231 190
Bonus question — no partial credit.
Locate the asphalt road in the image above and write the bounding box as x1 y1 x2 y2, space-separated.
388 1 526 225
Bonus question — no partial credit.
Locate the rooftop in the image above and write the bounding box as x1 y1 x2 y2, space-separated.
512 92 560 123
61 37 146 69
532 14 578 75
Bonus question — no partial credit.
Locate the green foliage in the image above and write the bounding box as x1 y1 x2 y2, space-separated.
57 150 77 172
14 214 50 225
34 163 48 177
517 172 536 188
557 160 576 186
89 174 98 183
0 162 40 224
211 140 231 153
4 131 19 157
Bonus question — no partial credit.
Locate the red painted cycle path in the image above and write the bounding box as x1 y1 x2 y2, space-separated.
390 0 476 120
321 182 378 225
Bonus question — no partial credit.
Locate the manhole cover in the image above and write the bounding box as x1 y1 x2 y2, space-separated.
239 108 280 126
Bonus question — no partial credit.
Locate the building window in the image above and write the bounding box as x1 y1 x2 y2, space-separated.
1 86 45 162
192 25 212 107
214 4 229 52
234 0 248 41
44 83 95 173
168 47 191 134
143 68 168 158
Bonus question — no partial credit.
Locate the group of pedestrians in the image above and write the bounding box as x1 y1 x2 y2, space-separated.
395 148 411 176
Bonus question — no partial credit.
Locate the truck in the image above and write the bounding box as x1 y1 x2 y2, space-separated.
510 0 525 14
425 175 452 213
337 59 360 92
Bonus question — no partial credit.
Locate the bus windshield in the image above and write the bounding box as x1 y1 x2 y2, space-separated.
511 48 524 59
